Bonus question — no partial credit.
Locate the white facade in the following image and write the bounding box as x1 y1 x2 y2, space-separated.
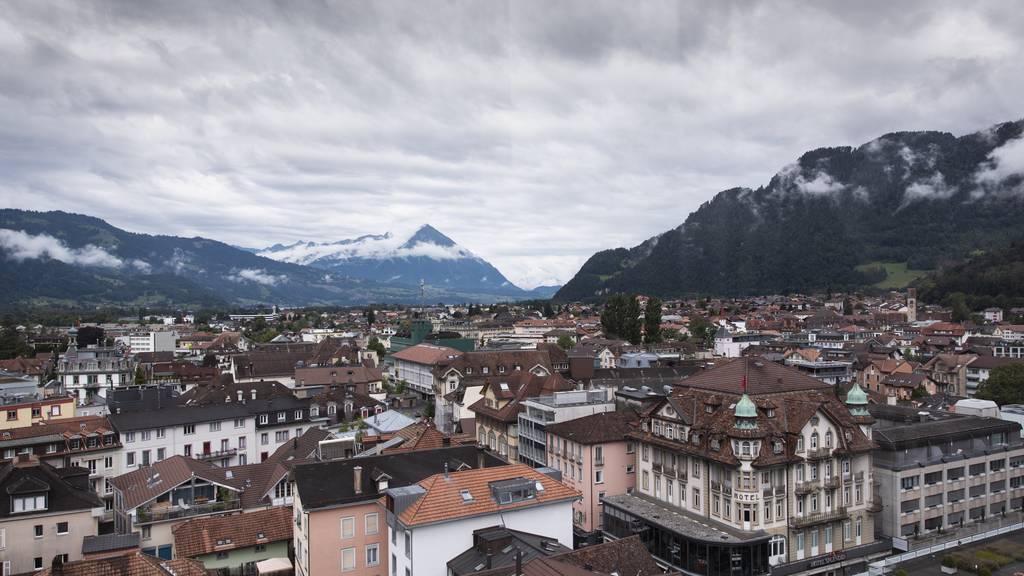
118 416 256 470
388 501 573 576
393 358 439 396
58 346 135 405
120 331 177 353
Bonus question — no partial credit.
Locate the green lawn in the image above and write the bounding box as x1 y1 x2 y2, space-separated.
855 261 929 289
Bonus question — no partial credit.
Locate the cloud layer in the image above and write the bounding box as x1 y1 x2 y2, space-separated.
1 1 1023 288
227 268 288 286
0 228 152 271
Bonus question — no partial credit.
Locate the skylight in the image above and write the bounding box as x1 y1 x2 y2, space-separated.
499 382 509 391
460 489 474 502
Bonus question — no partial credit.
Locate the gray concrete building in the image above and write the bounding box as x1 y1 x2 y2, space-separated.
871 404 1024 540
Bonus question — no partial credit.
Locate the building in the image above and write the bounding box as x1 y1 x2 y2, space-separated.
1 393 76 430
517 389 616 468
294 365 384 397
121 331 177 354
457 536 666 576
714 328 778 358
391 343 463 397
38 551 209 576
0 455 104 575
871 404 1024 540
109 455 249 559
984 308 1005 323
172 506 292 572
0 416 123 528
544 410 638 545
470 371 574 461
446 526 571 576
385 464 578 576
108 397 256 469
291 445 506 576
965 356 1024 396
57 345 135 406
607 358 884 576
920 353 977 397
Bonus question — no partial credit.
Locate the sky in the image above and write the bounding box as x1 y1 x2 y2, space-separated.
1 1 1023 289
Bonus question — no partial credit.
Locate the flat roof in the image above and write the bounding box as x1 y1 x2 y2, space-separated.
602 493 769 545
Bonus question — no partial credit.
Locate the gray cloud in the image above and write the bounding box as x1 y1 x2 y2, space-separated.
0 228 127 268
1 1 1023 288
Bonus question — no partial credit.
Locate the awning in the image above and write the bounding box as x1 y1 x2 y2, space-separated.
256 557 292 574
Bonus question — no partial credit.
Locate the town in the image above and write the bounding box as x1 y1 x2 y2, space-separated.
1 291 1023 576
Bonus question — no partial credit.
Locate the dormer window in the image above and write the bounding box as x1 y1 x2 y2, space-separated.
705 405 714 414
482 367 489 374
498 366 506 374
277 411 286 422
691 433 701 445
12 494 46 513
796 436 804 452
741 441 751 455
766 408 775 418
810 432 819 450
773 441 783 454
710 438 720 451
328 404 336 415
825 430 833 448
311 406 319 417
466 367 473 375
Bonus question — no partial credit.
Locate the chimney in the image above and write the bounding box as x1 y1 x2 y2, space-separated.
251 389 257 400
443 461 449 479
515 548 522 576
485 552 493 569
353 466 363 494
477 446 486 469
237 390 243 402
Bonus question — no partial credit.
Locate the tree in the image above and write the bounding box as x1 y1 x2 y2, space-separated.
947 292 971 323
975 364 1024 405
644 297 663 343
600 294 629 338
202 353 218 368
367 337 387 358
556 335 575 350
543 301 555 318
133 365 146 386
688 316 714 348
366 309 376 326
842 297 853 316
661 328 681 341
623 296 642 345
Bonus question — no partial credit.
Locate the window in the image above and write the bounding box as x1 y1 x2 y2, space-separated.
404 530 412 557
901 476 920 490
595 470 604 484
311 406 319 417
259 414 269 424
626 464 635 474
210 421 221 432
34 558 43 571
277 411 286 422
275 430 289 443
34 525 43 538
105 479 113 494
105 456 113 469
51 405 61 416
770 535 786 557
184 445 192 457
366 543 380 567
126 452 136 467
796 436 804 452
626 441 635 454
183 424 195 435
124 432 135 443
844 520 852 541
261 433 269 445
341 548 356 571
157 448 165 461
57 522 68 535
295 410 303 420
156 428 165 439
341 516 355 539
693 488 700 509
234 418 245 428
365 513 379 535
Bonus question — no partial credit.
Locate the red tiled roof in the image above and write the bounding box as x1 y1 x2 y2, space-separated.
397 464 579 527
173 506 292 558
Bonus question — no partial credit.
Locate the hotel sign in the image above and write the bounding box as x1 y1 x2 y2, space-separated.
809 551 847 568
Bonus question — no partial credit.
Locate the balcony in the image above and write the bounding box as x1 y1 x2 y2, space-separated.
134 498 241 525
192 448 238 461
867 497 883 513
789 506 848 529
855 470 865 482
824 476 841 490
795 481 820 495
710 481 733 496
805 447 833 461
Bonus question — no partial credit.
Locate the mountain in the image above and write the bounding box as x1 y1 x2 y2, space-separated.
916 238 1024 311
256 224 534 296
0 211 538 309
556 120 1024 301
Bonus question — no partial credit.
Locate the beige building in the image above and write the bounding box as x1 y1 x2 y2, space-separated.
605 358 887 576
1 394 76 431
0 455 104 575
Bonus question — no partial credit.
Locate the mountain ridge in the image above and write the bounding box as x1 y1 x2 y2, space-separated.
555 119 1024 301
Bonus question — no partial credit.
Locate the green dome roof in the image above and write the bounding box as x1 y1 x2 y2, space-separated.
735 393 758 418
846 382 868 406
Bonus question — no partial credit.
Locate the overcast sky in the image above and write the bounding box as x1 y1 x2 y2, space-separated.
1 1 1023 288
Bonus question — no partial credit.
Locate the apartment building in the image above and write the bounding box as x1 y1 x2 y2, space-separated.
517 389 615 468
109 402 256 469
1 393 76 431
0 455 104 575
871 404 1024 539
0 416 123 528
545 410 638 545
120 331 177 354
385 464 578 576
608 358 887 576
291 446 505 576
470 371 573 461
57 345 135 405
390 343 463 397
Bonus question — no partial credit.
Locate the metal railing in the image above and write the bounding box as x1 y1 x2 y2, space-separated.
862 520 1024 576
789 506 848 528
192 448 238 461
134 498 241 525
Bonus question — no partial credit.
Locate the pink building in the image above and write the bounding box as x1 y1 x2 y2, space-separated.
545 410 638 542
291 445 504 576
